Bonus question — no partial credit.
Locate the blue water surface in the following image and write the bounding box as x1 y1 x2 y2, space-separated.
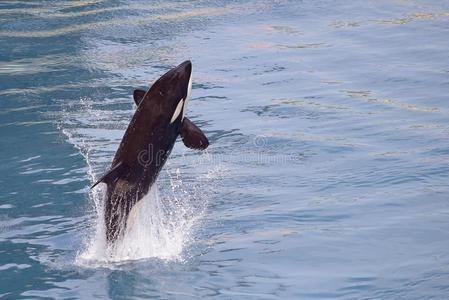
1 0 449 299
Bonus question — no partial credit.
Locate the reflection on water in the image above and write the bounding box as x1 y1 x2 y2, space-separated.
342 90 440 112
1 0 449 299
0 6 229 38
0 0 279 38
30 1 208 19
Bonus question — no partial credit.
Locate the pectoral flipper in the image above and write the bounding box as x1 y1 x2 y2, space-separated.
180 117 209 150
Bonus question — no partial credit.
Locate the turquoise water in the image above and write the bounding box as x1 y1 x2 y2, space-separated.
1 0 449 298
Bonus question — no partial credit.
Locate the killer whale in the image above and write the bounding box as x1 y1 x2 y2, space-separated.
91 60 209 244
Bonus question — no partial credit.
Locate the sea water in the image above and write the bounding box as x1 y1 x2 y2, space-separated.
1 0 449 298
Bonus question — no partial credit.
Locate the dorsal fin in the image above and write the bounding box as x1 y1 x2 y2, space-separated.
180 117 209 150
133 89 146 106
90 161 126 188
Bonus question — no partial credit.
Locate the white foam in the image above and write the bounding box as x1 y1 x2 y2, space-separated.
75 178 206 267
115 184 198 261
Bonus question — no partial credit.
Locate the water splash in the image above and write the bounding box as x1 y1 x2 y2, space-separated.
77 180 205 265
116 181 204 262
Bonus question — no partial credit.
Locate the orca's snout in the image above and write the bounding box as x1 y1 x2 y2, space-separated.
180 60 192 74
174 60 192 97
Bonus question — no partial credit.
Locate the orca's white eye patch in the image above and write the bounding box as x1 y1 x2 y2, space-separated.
170 99 184 124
